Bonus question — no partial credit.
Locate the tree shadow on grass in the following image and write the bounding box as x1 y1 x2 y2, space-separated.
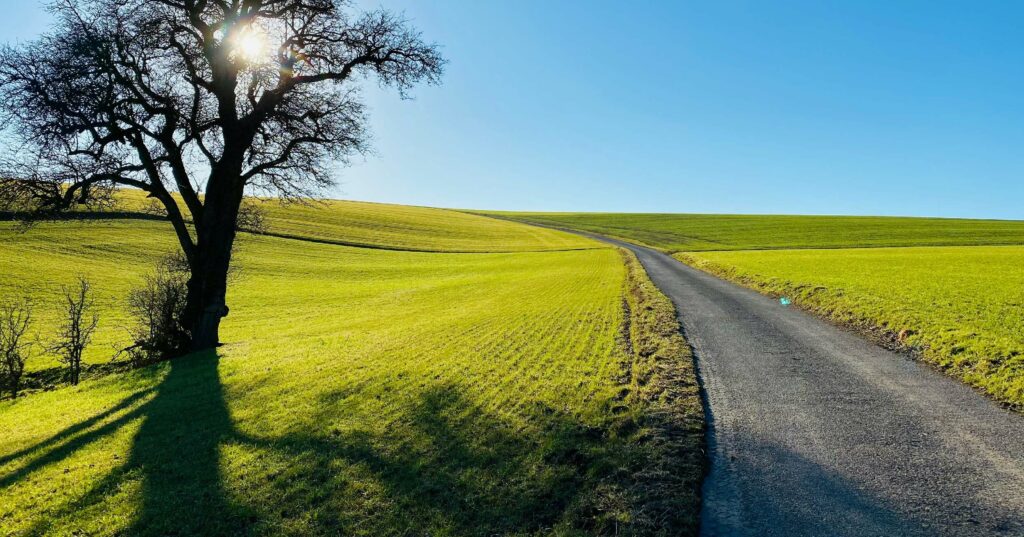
236 387 615 535
121 350 249 535
0 388 154 471
3 351 248 535
5 353 660 535
9 347 1023 536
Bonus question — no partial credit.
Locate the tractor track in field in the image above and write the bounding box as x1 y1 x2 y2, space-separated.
591 235 1024 537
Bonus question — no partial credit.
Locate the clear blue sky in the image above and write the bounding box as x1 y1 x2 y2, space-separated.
3 1 1022 218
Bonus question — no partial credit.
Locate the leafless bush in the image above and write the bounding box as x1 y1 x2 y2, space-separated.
0 298 33 397
237 200 267 234
125 255 190 365
52 277 99 385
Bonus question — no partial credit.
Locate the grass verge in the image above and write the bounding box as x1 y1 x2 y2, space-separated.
611 248 705 533
677 247 1024 408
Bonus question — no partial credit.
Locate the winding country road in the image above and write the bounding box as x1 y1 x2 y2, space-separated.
601 237 1024 536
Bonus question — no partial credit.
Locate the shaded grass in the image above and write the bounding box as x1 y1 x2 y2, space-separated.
678 246 1024 407
1 215 703 535
484 212 1024 252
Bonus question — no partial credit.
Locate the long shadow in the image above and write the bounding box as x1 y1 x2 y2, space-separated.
235 387 609 535
6 355 604 534
13 350 1010 536
3 352 246 536
121 350 250 535
0 389 153 468
3 354 725 535
700 429 1024 536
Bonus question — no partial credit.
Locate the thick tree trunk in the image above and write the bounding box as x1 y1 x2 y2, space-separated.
182 173 244 352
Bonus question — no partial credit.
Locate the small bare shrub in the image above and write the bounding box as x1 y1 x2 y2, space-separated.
237 200 267 234
0 298 33 397
125 255 190 365
52 277 99 385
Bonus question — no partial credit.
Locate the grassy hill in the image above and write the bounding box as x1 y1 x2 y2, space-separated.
1 191 594 372
491 211 1024 408
254 199 596 252
483 212 1024 252
113 189 596 252
0 202 703 535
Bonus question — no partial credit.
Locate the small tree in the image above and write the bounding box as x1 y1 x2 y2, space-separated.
125 257 190 365
0 298 34 398
53 278 99 385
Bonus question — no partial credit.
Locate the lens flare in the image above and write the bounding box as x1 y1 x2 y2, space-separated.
229 26 269 63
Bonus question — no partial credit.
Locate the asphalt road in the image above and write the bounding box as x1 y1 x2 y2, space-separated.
601 237 1024 537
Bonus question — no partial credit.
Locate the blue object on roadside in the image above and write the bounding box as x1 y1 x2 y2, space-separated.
780 297 791 306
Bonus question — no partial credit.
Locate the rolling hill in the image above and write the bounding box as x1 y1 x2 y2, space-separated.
0 200 702 536
491 211 1024 407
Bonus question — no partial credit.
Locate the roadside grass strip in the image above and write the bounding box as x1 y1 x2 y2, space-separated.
678 246 1024 407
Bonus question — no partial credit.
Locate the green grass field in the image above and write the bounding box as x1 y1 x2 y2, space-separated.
0 205 702 535
484 212 1024 252
113 189 596 253
492 211 1024 408
680 246 1024 406
254 199 596 252
1 193 591 372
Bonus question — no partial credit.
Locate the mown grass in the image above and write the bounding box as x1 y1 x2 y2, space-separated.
679 246 1024 407
484 212 1024 252
0 209 703 535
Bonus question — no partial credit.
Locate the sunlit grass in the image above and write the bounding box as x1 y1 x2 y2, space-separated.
490 210 1024 407
0 213 702 535
1 220 177 370
114 189 596 252
680 246 1024 406
254 199 597 252
484 211 1024 251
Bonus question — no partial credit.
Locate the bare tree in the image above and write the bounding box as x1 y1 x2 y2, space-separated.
0 0 444 351
0 299 34 397
53 278 100 385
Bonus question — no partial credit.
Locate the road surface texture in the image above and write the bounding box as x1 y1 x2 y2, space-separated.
601 236 1024 537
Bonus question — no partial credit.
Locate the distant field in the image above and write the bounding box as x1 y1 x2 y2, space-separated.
255 199 597 252
0 210 702 534
485 212 1024 252
487 210 1024 408
680 246 1024 406
113 190 596 252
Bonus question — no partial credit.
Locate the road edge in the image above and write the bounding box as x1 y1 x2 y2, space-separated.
612 247 706 535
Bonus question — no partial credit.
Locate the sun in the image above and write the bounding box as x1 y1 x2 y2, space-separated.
229 26 269 63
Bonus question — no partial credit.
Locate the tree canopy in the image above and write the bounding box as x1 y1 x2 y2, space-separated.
0 0 445 349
